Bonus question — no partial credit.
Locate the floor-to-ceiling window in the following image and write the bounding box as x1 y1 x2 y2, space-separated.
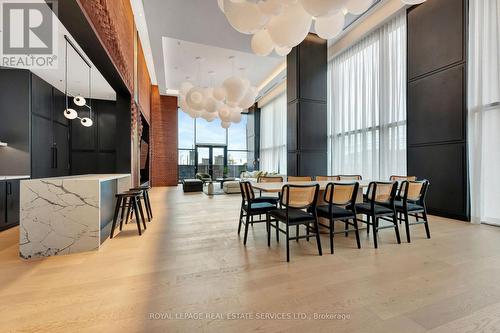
327 12 407 180
468 0 500 225
177 109 249 181
260 93 287 174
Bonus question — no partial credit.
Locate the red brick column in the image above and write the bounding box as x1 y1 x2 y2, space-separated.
151 86 178 186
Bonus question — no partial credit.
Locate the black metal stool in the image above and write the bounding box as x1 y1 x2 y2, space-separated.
130 185 153 221
110 190 146 238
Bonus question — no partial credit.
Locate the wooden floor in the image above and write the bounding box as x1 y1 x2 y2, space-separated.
1 186 500 333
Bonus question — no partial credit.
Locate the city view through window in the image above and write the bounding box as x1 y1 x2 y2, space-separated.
178 109 249 181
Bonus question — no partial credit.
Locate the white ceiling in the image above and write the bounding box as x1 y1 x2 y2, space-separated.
162 37 283 92
144 0 283 94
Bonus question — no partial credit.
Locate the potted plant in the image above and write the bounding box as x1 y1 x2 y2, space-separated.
223 166 229 178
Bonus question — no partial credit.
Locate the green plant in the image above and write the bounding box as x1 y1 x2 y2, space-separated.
223 166 229 177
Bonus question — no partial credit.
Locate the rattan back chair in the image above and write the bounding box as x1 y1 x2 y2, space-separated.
396 180 431 242
316 176 340 181
337 175 363 181
287 176 313 182
267 184 322 261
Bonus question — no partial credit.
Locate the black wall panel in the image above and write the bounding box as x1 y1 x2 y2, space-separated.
286 33 327 178
408 0 465 79
0 68 31 175
407 0 469 221
408 65 465 145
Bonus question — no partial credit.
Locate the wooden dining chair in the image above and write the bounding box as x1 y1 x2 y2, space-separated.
337 175 362 180
316 176 340 181
287 176 313 182
316 182 360 254
390 175 417 181
238 181 278 245
355 182 401 248
395 180 431 243
267 184 322 262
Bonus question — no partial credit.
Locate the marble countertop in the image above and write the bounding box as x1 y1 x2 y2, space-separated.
0 175 30 180
21 174 131 182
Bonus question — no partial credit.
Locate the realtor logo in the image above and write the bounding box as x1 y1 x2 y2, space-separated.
1 1 58 68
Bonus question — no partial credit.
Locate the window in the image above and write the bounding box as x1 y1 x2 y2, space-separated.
260 93 287 174
327 12 407 180
177 109 249 181
468 0 500 224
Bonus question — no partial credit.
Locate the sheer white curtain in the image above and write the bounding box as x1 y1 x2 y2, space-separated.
328 12 407 180
260 93 287 174
468 0 500 225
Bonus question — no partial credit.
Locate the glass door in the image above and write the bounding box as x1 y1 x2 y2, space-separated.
195 145 227 179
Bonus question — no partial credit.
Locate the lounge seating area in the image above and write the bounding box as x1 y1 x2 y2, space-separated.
2 0 500 332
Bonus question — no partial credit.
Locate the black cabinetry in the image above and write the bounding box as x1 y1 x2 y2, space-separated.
31 74 70 179
0 179 20 231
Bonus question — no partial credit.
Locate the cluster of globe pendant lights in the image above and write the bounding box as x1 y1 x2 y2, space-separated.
63 95 93 127
218 0 426 56
179 76 258 128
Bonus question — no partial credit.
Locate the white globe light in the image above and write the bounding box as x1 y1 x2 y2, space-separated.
275 45 292 56
238 86 258 109
267 2 312 48
204 87 214 99
213 86 227 101
223 76 249 106
73 95 86 106
223 0 270 34
180 81 193 95
186 87 205 111
203 96 217 113
315 10 345 40
63 108 78 120
251 29 275 56
345 0 373 15
204 112 218 122
218 105 232 122
221 121 231 129
230 109 243 123
80 117 93 127
217 0 225 12
299 0 346 17
258 0 284 16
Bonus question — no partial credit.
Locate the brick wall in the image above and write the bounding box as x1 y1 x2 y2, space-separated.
151 87 178 186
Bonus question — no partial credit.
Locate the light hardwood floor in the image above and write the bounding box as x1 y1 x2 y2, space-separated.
1 186 500 332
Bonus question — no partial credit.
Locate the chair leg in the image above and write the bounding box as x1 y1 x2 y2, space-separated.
296 225 299 242
329 219 334 254
353 216 361 249
143 192 152 222
423 210 431 239
119 197 127 231
367 215 370 234
243 212 250 245
372 214 378 248
145 190 153 220
110 197 122 239
276 219 280 243
266 214 271 247
314 218 322 256
238 206 244 235
138 198 147 230
125 200 132 225
345 220 348 237
404 211 411 243
306 223 310 242
393 214 401 244
286 224 290 262
132 198 142 236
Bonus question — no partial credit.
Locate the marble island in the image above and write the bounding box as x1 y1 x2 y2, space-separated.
19 174 131 259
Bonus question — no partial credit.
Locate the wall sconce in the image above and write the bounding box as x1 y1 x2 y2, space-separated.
0 141 7 147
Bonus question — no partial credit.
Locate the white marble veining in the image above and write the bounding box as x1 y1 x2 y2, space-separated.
19 174 131 259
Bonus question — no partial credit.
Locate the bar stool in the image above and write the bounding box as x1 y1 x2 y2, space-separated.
110 190 146 238
130 185 153 221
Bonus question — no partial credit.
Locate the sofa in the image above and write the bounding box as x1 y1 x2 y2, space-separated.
182 179 203 192
195 172 212 183
223 181 241 194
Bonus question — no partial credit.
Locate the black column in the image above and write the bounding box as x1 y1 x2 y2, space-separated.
286 33 328 177
407 0 469 221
